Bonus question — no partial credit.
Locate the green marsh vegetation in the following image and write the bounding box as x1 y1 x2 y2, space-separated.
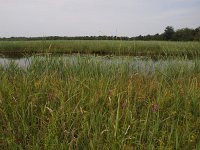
0 40 200 58
0 55 200 149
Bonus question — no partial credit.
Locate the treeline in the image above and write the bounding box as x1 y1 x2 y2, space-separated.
135 26 200 41
0 26 200 41
0 36 130 41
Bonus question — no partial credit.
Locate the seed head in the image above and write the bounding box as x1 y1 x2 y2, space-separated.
108 89 113 97
152 104 159 112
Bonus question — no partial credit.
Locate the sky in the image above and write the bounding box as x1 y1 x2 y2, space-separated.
0 0 200 37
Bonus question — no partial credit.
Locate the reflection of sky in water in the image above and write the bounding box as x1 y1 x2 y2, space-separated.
0 57 32 68
0 55 197 74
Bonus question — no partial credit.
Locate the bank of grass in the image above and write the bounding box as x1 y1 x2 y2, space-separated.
0 56 200 149
0 40 200 57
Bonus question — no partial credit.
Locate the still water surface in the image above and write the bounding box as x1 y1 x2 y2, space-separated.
0 55 197 74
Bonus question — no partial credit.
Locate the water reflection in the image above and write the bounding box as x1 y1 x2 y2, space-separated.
0 57 31 68
0 55 197 74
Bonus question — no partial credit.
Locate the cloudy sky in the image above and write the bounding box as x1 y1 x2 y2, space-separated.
0 0 200 37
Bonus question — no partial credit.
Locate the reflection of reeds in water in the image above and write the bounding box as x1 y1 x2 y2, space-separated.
0 56 200 149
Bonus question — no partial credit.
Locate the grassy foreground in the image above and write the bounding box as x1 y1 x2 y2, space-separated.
0 40 200 57
0 56 200 149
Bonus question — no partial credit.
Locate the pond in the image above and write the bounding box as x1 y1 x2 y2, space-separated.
0 54 197 74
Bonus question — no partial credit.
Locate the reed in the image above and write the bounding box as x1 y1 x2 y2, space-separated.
0 40 200 58
0 56 200 149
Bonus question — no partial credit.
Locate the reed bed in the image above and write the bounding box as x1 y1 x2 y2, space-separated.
0 56 200 149
0 40 200 57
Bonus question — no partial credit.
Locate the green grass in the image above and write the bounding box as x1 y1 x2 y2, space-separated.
0 40 200 57
0 56 200 149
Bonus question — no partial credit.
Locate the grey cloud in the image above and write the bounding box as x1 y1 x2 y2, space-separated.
0 0 199 37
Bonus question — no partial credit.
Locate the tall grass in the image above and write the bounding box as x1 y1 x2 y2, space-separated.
0 40 200 57
0 56 200 149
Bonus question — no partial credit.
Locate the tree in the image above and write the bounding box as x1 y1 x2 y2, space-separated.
163 26 175 40
194 27 200 41
172 28 194 41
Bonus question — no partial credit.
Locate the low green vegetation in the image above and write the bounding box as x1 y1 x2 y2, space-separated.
0 56 200 149
0 40 200 58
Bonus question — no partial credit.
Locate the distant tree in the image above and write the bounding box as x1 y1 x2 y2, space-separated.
172 28 194 41
135 35 143 40
152 33 161 40
163 26 175 40
194 27 200 41
1 26 200 41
